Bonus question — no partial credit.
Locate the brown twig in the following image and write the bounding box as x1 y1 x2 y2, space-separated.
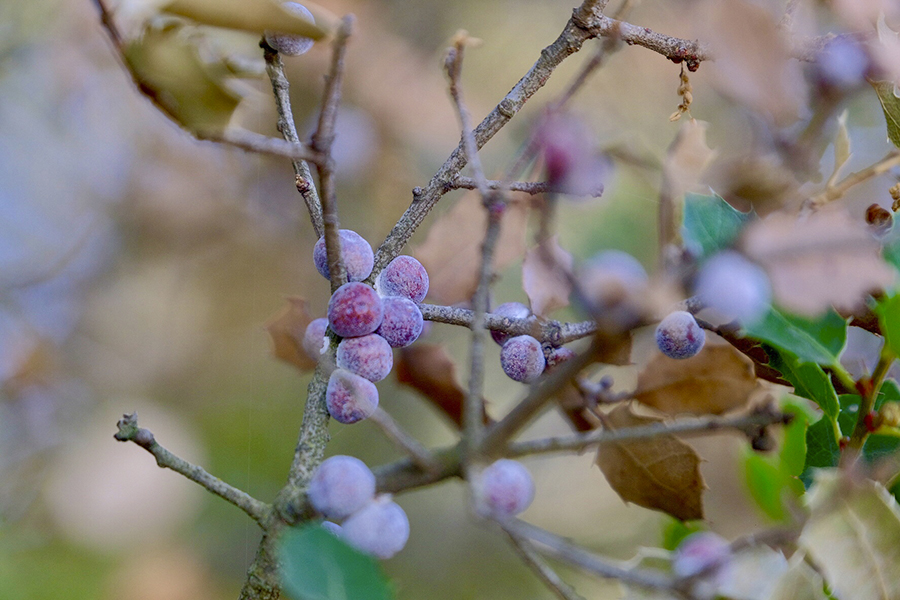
114 413 271 526
262 45 324 237
804 151 900 211
447 176 602 197
845 347 895 462
311 16 355 292
368 408 441 474
504 530 587 600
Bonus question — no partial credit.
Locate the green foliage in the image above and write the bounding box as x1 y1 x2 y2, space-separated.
876 294 900 358
660 518 704 551
279 525 394 600
871 80 900 148
681 192 753 259
743 308 847 367
801 418 841 488
768 350 840 420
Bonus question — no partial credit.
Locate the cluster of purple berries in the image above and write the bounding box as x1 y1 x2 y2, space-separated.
491 302 574 383
308 455 410 559
303 230 428 424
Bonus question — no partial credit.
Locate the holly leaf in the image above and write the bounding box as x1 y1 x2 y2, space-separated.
522 236 574 317
800 418 840 488
634 340 760 416
743 308 846 366
265 296 317 371
871 80 900 148
279 525 394 600
741 211 895 316
682 192 752 259
876 294 900 358
416 194 529 305
125 24 243 135
800 472 900 600
596 403 705 521
163 0 327 40
767 349 840 419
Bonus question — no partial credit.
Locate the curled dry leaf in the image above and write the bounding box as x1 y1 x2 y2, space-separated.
163 0 328 40
522 236 574 318
415 194 529 305
595 403 705 521
265 296 317 371
635 338 760 416
741 211 896 316
395 343 488 428
661 119 716 240
699 0 807 126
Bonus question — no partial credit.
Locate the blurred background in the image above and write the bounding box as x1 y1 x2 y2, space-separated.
0 0 896 598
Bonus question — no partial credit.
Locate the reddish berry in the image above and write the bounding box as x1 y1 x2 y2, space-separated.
327 282 384 338
336 333 393 382
376 255 429 303
326 369 379 424
376 296 424 348
490 302 531 346
313 229 374 282
655 311 705 359
307 455 376 520
545 346 576 372
473 459 535 519
302 317 328 360
500 335 546 383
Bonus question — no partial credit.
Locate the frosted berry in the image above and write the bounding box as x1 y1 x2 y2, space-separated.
814 37 870 92
376 296 424 348
500 335 546 383
473 459 535 519
535 113 609 197
321 521 343 536
307 455 376 520
327 282 384 338
581 250 648 307
672 532 732 579
655 311 705 359
336 333 393 382
314 229 375 282
264 3 316 57
376 255 429 303
302 317 328 360
490 302 531 346
326 369 379 424
341 495 410 559
694 251 771 325
545 346 576 372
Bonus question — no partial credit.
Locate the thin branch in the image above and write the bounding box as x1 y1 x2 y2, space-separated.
312 16 355 292
114 412 271 526
200 129 324 163
418 303 597 345
445 35 499 457
805 151 900 210
368 408 441 474
448 176 603 197
506 406 792 458
845 346 895 461
499 518 676 592
262 45 324 237
504 530 587 600
374 444 463 495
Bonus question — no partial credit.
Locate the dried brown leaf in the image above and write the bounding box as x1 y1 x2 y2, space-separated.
634 340 760 415
264 296 316 371
662 119 716 202
522 236 574 317
741 211 896 316
396 343 488 428
415 194 529 305
595 403 705 521
700 0 807 126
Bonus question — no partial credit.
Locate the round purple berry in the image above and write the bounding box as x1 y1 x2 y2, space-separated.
313 229 374 282
544 346 576 372
581 250 648 306
341 495 410 559
672 532 732 579
327 282 384 338
302 317 328 360
655 311 705 359
694 251 771 326
376 255 429 303
307 455 376 520
376 296 424 348
500 335 546 383
473 459 535 519
336 333 393 382
264 3 316 57
490 302 531 346
326 369 379 424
